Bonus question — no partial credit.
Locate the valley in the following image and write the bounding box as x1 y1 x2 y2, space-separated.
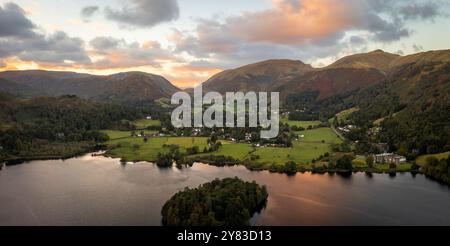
1 49 449 182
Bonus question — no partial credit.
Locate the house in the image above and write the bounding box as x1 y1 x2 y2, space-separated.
373 153 407 165
245 133 252 142
146 116 152 120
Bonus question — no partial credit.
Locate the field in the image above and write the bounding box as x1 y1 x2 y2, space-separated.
297 128 342 144
329 107 359 123
133 119 161 129
253 142 331 165
416 151 450 166
281 117 321 129
352 156 367 167
105 136 208 162
101 130 157 140
196 142 254 160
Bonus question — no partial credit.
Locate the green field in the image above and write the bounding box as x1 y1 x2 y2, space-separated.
297 127 343 144
101 130 157 140
330 107 359 123
196 142 254 160
352 156 367 167
281 118 321 128
416 151 450 166
133 119 161 129
106 137 208 162
253 142 330 165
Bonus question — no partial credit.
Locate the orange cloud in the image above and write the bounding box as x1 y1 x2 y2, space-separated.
165 64 222 88
229 0 359 45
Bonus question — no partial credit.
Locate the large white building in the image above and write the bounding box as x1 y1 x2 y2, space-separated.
373 153 407 165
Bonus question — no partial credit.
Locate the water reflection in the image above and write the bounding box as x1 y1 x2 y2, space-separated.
1 154 450 226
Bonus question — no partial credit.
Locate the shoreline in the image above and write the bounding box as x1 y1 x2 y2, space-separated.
3 151 448 186
104 152 418 176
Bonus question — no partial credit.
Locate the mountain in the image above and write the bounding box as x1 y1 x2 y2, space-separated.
201 51 401 101
0 70 180 103
343 49 450 155
201 50 450 104
202 59 313 93
328 49 400 73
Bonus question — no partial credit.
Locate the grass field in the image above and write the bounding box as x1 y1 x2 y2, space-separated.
329 107 359 123
297 127 343 144
281 118 321 129
101 130 157 140
196 142 254 160
416 151 450 166
106 137 209 162
133 119 161 129
352 156 367 167
253 142 331 165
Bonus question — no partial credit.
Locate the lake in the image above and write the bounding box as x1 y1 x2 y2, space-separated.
1 153 450 226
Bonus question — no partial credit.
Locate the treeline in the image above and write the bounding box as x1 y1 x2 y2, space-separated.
161 177 268 226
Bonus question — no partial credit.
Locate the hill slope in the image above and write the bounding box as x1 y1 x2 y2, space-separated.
202 59 313 93
0 70 180 103
201 51 400 101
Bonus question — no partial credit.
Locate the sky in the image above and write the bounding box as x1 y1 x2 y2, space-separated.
1 0 450 88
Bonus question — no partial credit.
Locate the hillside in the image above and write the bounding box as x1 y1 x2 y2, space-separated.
202 59 313 93
201 51 400 102
0 70 180 103
328 49 400 73
0 93 151 161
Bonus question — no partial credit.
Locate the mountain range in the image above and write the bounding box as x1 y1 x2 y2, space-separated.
1 49 449 106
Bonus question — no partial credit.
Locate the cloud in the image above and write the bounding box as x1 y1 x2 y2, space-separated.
90 36 122 50
227 0 358 46
170 0 446 71
0 3 90 65
0 2 36 38
398 2 439 20
105 0 179 28
87 37 174 69
81 6 99 22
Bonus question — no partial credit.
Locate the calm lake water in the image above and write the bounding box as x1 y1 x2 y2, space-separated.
1 153 450 226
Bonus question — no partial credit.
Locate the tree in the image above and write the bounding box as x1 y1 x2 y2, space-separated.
284 161 298 174
156 153 173 168
366 155 374 168
336 155 353 171
426 157 439 167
